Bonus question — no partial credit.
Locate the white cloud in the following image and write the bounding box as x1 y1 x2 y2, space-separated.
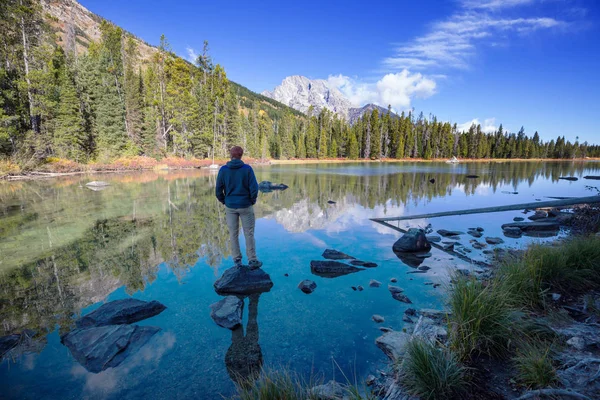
186 47 198 63
384 1 569 71
327 70 436 110
457 117 498 133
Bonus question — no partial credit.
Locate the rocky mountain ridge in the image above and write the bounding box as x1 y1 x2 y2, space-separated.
262 75 396 123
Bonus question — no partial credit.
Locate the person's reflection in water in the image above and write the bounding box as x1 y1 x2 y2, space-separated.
225 293 263 386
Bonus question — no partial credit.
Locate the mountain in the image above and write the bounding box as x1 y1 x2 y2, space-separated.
40 0 301 121
262 75 396 123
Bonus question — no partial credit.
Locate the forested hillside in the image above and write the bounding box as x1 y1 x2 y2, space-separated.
0 0 597 174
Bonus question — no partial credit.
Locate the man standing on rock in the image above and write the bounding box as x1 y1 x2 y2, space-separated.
216 146 262 269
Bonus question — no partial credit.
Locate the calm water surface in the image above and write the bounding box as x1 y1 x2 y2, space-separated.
1 161 599 399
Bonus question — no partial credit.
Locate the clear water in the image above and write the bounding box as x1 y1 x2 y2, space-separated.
1 161 599 399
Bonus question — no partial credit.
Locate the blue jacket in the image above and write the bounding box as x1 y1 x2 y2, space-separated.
215 159 259 209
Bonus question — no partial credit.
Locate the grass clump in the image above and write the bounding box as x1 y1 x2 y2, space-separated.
401 339 468 400
233 369 312 400
497 237 600 309
513 343 557 388
448 276 516 360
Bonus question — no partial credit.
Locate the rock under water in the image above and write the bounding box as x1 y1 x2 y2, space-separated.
76 298 167 328
214 265 274 295
210 296 243 330
310 260 364 278
322 249 355 260
61 324 160 373
298 280 317 294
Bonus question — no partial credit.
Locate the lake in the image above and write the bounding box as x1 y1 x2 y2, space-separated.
1 161 599 399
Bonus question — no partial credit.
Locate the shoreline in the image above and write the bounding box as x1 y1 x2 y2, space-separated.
1 156 598 181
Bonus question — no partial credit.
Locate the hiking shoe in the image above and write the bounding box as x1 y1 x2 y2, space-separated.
234 258 243 267
248 260 263 270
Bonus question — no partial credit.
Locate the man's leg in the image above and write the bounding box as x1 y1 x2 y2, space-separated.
226 207 242 265
239 206 259 267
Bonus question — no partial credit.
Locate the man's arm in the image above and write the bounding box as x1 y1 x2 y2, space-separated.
215 168 225 204
249 167 258 205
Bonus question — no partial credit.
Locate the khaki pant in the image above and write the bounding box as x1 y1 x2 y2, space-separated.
225 206 257 261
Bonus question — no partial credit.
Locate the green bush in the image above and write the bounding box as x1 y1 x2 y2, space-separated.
513 343 557 388
401 339 468 400
448 276 516 360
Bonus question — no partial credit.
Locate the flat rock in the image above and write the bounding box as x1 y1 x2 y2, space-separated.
310 380 348 400
369 279 382 288
559 177 578 181
426 235 442 243
485 237 504 245
467 230 483 238
503 226 523 238
501 221 560 232
440 241 455 251
322 249 355 260
350 260 378 268
392 228 431 253
214 265 274 295
513 217 525 222
583 175 600 180
472 241 487 250
210 296 243 329
298 280 317 294
418 265 431 271
375 331 411 362
528 210 548 221
437 229 464 237
310 261 364 278
76 298 166 328
388 285 404 294
61 324 160 373
372 314 385 323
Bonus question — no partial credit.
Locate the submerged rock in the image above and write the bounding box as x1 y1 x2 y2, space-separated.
501 221 560 232
437 229 464 237
322 249 355 260
310 260 364 278
85 181 110 187
210 296 243 330
350 260 377 268
310 380 347 400
298 280 317 294
392 228 431 253
375 331 410 362
61 324 160 373
372 315 385 323
467 230 483 238
369 279 382 288
0 334 20 358
389 286 411 303
485 237 504 245
503 226 523 238
214 265 274 295
76 298 166 328
426 235 442 243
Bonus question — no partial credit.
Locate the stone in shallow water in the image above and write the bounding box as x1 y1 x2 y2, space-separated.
503 227 523 238
61 324 160 373
468 230 483 238
298 280 317 294
375 331 410 362
393 228 431 253
369 279 382 288
210 296 243 329
501 221 559 232
322 249 355 260
214 265 274 295
437 229 464 237
426 235 442 243
485 237 504 245
350 260 378 268
310 260 364 278
76 298 167 328
372 314 385 323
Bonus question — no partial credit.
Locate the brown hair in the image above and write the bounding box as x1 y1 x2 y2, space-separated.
230 146 244 159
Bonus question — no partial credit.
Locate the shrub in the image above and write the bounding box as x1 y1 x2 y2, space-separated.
39 157 84 173
401 339 468 400
513 343 557 388
0 160 21 177
448 276 516 360
497 237 600 309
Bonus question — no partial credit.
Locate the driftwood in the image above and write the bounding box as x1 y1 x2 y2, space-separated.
371 196 600 223
516 389 591 400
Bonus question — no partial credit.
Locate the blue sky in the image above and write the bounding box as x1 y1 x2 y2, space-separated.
80 0 599 142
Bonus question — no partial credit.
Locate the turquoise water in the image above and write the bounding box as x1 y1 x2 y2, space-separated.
1 161 599 399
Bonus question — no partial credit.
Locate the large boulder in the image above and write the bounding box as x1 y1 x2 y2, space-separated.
209 296 243 329
76 298 166 328
310 261 364 278
214 265 274 295
61 324 160 373
393 228 431 253
375 330 411 362
322 249 355 260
